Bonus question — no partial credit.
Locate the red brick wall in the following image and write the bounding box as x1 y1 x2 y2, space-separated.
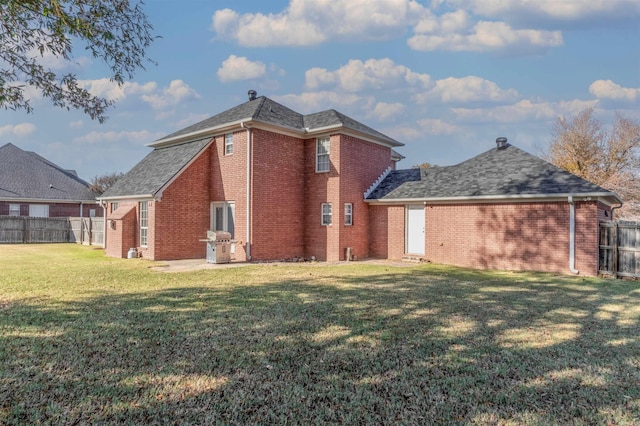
369 204 405 259
421 201 601 276
210 131 248 261
251 129 305 260
303 135 393 261
339 136 393 260
151 144 212 260
303 135 340 261
104 202 136 258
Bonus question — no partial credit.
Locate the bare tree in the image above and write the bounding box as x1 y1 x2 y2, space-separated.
0 0 155 123
544 107 640 219
90 172 124 195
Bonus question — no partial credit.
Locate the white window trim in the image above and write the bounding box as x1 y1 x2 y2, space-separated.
316 137 330 173
140 201 148 247
344 203 353 226
321 203 332 226
225 133 233 156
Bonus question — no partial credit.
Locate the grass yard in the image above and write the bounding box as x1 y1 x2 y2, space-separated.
0 244 639 425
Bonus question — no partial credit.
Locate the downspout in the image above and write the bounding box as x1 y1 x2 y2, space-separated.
611 201 623 221
80 201 83 217
568 196 579 275
103 201 108 248
242 122 252 260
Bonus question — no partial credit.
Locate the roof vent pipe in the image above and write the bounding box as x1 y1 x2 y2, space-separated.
248 90 257 101
496 137 508 150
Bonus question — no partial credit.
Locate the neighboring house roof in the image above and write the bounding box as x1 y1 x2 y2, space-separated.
152 94 403 148
367 143 622 205
100 137 211 200
0 143 96 202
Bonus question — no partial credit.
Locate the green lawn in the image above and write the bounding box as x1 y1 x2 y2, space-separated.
1 244 639 425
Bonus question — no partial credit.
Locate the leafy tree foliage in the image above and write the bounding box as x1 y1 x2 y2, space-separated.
0 0 155 122
89 172 124 195
412 162 434 168
544 107 640 219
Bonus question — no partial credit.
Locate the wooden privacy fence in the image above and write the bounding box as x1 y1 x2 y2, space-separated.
0 217 104 246
599 221 640 278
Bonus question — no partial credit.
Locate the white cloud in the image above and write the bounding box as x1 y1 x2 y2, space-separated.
449 0 640 24
416 76 520 104
416 118 458 135
589 80 640 102
305 58 432 92
212 0 425 47
73 130 163 144
141 80 201 109
0 123 37 138
78 78 157 102
69 121 83 129
276 91 374 114
217 55 267 82
452 99 598 123
369 102 405 121
408 19 562 53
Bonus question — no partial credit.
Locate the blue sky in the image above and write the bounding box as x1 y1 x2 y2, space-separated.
1 0 639 181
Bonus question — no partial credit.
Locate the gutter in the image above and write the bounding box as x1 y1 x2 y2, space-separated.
365 192 622 205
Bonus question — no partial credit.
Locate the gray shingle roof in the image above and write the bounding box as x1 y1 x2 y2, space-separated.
0 143 96 201
101 138 211 198
367 144 621 202
154 96 402 147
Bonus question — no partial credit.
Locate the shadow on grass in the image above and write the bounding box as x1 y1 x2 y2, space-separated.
1 265 639 424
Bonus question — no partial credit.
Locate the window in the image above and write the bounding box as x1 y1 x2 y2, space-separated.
344 203 353 226
29 204 49 217
89 209 96 218
316 137 330 172
111 202 119 212
225 133 233 155
9 204 20 216
140 201 148 247
321 203 332 226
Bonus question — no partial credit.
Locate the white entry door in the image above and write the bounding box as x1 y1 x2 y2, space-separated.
406 205 425 255
211 201 235 253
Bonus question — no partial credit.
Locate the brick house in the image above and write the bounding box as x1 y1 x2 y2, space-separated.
0 143 102 218
99 93 621 276
99 91 403 261
366 138 621 275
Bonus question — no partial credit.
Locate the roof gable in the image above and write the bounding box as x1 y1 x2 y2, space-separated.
152 95 402 147
0 143 95 201
100 137 211 199
367 144 621 203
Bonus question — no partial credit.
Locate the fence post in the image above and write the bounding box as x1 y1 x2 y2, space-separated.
88 218 92 245
22 218 27 243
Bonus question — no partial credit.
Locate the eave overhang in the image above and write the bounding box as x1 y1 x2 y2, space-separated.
365 192 623 206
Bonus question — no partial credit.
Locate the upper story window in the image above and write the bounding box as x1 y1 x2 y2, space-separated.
316 137 330 172
9 204 20 216
225 133 233 156
111 202 119 213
